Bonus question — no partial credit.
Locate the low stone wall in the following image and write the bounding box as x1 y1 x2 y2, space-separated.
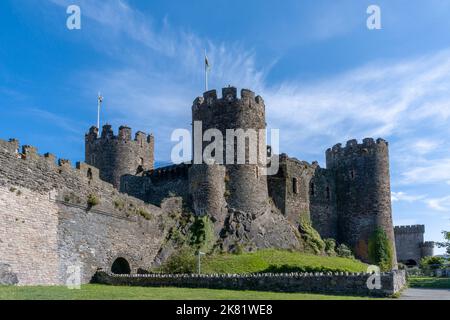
94 270 406 297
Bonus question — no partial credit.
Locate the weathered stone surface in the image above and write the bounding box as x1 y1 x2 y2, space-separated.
0 263 18 285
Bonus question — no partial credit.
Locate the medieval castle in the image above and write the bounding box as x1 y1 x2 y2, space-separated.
0 87 431 286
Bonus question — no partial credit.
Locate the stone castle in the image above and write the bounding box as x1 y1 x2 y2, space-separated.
0 87 400 286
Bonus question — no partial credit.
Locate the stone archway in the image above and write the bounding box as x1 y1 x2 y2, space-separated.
111 257 131 275
404 259 418 267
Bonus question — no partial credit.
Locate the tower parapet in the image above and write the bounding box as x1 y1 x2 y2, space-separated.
394 225 425 234
85 124 154 188
327 138 396 267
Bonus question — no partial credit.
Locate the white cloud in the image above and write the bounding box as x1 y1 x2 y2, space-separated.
391 191 426 203
425 196 450 212
401 159 450 185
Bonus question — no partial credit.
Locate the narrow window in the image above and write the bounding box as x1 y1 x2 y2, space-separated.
293 178 298 194
87 168 93 180
310 182 315 196
350 169 355 180
90 154 96 166
326 186 330 200
140 157 144 166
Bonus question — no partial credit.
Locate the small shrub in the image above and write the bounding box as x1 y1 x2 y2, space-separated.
87 194 100 208
368 228 394 271
160 246 196 274
324 238 336 256
16 190 22 196
336 244 354 259
189 216 216 253
233 242 244 255
9 187 17 193
298 218 325 254
64 195 71 203
137 208 152 220
114 199 125 210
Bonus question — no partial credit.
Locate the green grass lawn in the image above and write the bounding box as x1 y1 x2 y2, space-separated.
0 284 375 300
200 249 368 274
408 277 450 289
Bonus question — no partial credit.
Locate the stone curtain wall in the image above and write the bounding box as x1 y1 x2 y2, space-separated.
0 184 60 285
0 139 171 285
95 270 406 297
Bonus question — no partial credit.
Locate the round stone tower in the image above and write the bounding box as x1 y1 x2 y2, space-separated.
190 87 269 216
85 125 154 188
326 138 397 267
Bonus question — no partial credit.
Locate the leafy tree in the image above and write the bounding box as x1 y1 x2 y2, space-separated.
420 256 445 270
436 231 450 255
368 228 394 271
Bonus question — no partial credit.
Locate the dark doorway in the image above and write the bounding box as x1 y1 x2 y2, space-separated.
111 257 131 274
405 259 418 267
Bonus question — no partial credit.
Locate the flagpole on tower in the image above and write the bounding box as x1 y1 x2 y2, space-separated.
97 92 103 137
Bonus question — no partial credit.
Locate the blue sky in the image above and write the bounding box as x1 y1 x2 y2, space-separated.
1 0 449 251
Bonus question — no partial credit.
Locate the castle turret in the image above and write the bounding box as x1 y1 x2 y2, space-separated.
190 87 268 217
326 138 397 267
85 125 154 188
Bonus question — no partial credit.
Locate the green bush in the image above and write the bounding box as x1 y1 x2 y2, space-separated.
368 228 394 271
137 208 152 220
298 218 325 254
324 239 336 256
336 244 354 258
159 246 196 274
420 256 445 270
189 215 216 253
87 194 100 208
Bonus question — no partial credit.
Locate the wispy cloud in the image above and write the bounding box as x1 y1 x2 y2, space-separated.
425 196 450 212
391 191 426 203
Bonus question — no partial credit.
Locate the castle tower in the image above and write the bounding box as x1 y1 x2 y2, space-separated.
190 87 268 218
85 125 154 188
326 138 397 267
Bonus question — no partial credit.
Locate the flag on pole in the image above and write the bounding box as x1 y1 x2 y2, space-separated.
205 53 210 71
204 50 210 91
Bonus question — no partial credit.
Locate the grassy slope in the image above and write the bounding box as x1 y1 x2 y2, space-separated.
201 249 368 274
408 277 450 289
0 285 374 300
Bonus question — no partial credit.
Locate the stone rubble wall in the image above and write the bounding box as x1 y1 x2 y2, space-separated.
94 270 407 297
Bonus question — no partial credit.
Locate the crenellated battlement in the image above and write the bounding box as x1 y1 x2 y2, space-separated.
0 138 103 184
394 225 425 234
145 163 190 182
86 125 153 144
326 138 388 157
192 87 265 110
421 241 434 248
